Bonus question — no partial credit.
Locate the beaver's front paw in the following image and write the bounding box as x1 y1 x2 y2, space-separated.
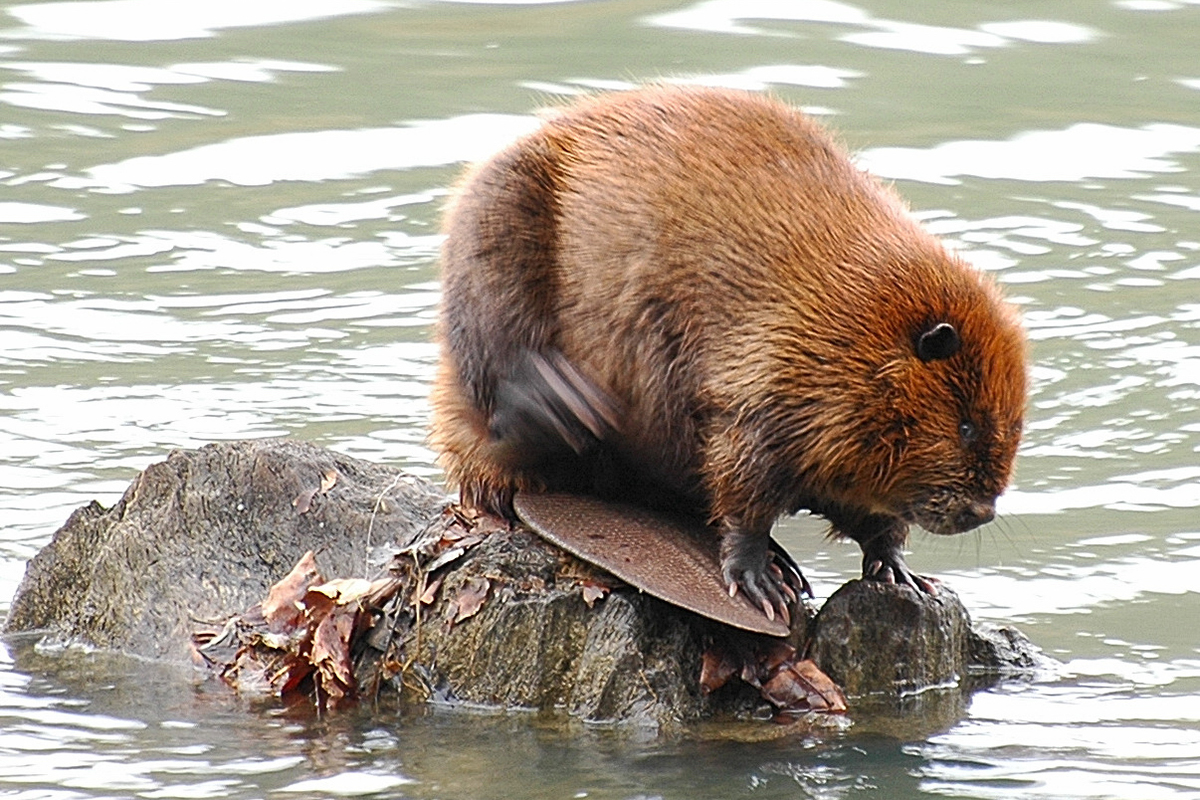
861 542 938 595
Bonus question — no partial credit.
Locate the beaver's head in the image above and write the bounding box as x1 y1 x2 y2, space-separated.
856 273 1028 536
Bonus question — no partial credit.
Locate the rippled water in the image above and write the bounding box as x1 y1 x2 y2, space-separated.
2 0 1199 797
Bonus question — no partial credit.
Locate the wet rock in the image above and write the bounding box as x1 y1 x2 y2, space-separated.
400 527 726 724
4 440 776 728
968 621 1049 674
5 440 1044 730
4 439 448 661
807 578 1046 698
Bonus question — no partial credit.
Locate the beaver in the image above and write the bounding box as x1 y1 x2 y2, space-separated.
429 85 1027 622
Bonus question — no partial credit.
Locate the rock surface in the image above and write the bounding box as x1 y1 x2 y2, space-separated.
4 439 447 662
4 439 1046 730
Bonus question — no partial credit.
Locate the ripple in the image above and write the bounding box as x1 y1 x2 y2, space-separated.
649 0 875 35
0 201 84 224
7 0 391 42
977 20 1099 44
13 225 440 275
60 114 541 192
647 0 1096 56
858 124 1200 185
948 542 1200 622
840 20 1006 56
264 191 439 228
521 65 862 99
918 698 1200 800
1002 480 1200 515
670 63 864 91
1 62 203 93
1 81 224 120
273 772 415 796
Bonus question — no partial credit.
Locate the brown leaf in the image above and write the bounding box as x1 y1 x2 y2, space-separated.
455 534 484 550
300 582 336 625
425 545 469 574
308 577 374 606
417 574 445 606
724 636 798 690
292 486 318 514
580 580 609 608
449 577 490 624
740 660 763 689
188 640 209 669
223 645 313 698
364 576 403 607
270 651 315 697
262 552 323 632
699 647 739 695
294 469 338 513
761 658 847 715
441 526 467 544
471 515 508 536
311 604 357 698
760 640 796 673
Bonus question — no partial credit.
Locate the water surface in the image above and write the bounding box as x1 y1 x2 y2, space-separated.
2 0 1200 797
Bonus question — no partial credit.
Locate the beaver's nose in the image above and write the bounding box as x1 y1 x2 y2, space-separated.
956 501 995 532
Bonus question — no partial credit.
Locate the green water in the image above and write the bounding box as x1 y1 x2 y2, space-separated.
2 0 1199 797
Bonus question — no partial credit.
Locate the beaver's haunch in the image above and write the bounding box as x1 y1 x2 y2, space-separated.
430 86 1027 621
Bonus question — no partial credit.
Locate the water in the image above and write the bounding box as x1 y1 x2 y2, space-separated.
2 0 1199 797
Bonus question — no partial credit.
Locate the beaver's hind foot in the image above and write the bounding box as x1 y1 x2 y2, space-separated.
720 531 808 624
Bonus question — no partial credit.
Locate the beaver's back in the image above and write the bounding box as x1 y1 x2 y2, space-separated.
529 88 1010 500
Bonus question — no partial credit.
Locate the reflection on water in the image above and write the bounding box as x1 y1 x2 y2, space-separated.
70 115 541 191
858 123 1200 185
650 0 1096 55
7 0 389 41
2 0 1200 797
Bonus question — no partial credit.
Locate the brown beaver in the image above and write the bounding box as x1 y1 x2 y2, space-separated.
429 85 1027 622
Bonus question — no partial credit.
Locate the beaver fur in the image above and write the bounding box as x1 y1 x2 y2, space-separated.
429 86 1027 620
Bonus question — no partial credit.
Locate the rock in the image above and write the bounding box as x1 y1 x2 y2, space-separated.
967 621 1050 674
4 439 448 661
3 440 780 728
399 527 724 723
4 440 1045 731
807 578 1049 699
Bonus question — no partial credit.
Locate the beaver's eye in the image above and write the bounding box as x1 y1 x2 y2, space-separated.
959 420 977 443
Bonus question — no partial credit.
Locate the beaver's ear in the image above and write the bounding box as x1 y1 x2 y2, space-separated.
916 322 961 363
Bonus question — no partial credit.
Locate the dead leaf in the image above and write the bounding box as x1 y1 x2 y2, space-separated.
224 645 313 698
740 660 762 689
580 580 609 608
471 514 508 536
441 527 467 543
449 577 490 624
759 640 796 673
417 574 445 606
262 552 323 632
308 577 374 606
300 583 336 625
456 534 484 550
311 604 357 698
425 545 468 574
761 659 847 715
294 469 338 514
292 486 318 514
699 647 739 695
364 576 403 607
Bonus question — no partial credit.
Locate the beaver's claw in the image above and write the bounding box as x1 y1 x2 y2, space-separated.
723 542 810 625
863 546 938 595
